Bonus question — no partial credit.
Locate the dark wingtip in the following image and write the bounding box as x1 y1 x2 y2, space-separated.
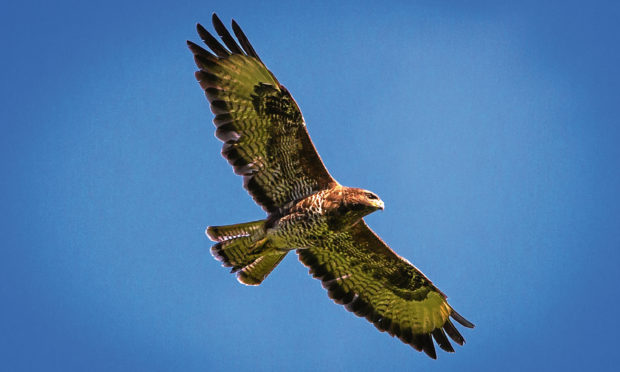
451 309 475 328
211 12 244 54
231 18 262 61
186 40 202 53
422 334 437 359
231 19 241 31
211 13 225 31
196 22 230 57
443 319 465 346
431 328 455 353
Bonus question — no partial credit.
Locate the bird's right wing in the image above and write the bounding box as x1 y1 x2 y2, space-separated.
188 14 337 214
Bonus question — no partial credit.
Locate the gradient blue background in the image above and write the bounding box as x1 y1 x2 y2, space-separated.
2 1 619 371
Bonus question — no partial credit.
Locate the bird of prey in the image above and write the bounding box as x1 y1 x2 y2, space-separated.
187 14 474 359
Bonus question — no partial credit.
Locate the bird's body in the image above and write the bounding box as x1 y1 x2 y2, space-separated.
263 187 355 250
208 186 384 284
270 186 384 244
188 14 474 359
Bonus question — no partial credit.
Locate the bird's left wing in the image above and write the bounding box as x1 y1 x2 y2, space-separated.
297 220 474 359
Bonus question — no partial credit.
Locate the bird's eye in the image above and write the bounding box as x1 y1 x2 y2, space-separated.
366 192 378 200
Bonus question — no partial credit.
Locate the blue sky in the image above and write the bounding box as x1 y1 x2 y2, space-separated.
2 1 619 371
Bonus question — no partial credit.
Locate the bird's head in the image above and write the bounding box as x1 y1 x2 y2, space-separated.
325 186 385 230
358 189 385 211
341 187 384 216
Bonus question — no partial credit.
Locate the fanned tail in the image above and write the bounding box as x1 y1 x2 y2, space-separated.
207 220 287 285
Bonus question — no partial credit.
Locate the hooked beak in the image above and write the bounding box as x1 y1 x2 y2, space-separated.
375 199 385 211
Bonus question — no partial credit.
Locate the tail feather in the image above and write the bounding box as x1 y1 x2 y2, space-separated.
210 236 264 271
206 219 264 242
207 220 287 285
237 252 287 285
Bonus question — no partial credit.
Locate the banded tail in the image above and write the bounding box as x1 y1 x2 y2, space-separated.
206 220 287 285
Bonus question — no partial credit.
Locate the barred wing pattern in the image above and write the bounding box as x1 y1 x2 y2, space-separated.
188 15 336 213
297 221 474 359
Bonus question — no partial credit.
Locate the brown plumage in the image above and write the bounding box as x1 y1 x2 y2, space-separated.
189 14 474 358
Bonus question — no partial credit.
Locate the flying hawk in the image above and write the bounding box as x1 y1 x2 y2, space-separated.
187 14 474 359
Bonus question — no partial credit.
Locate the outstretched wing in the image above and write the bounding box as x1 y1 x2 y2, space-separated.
188 14 337 213
297 221 474 359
